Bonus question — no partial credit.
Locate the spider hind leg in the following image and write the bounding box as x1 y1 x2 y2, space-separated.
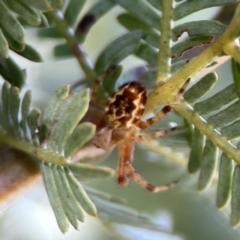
117 140 178 193
126 165 178 193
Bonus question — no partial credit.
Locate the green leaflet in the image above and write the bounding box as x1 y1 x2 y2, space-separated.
221 119 240 140
0 29 8 58
38 11 49 28
114 0 161 29
0 56 26 88
53 167 78 230
40 163 68 233
217 153 233 208
194 84 238 115
12 44 43 62
115 44 141 65
94 30 143 73
117 13 160 48
184 72 217 103
7 0 41 26
231 58 240 98
84 0 116 19
64 122 96 158
174 0 238 20
117 13 157 33
53 43 72 57
41 85 70 131
68 163 115 180
27 108 41 146
207 100 240 128
38 27 62 39
9 86 21 138
1 27 24 52
231 165 240 227
50 0 64 8
188 128 204 174
64 0 86 27
21 90 31 142
198 139 218 192
146 0 162 10
1 82 11 131
57 167 85 222
102 65 123 95
47 88 90 153
66 169 97 216
0 0 25 44
134 43 158 66
19 0 52 11
142 68 157 84
172 21 227 41
184 118 194 144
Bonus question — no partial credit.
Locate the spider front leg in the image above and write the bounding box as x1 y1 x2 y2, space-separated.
117 139 177 193
125 165 178 193
91 65 116 102
136 78 190 129
134 127 177 141
85 66 117 122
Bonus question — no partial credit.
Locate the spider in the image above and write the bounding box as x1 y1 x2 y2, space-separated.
87 67 190 192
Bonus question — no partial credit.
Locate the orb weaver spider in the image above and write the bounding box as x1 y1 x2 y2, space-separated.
88 67 190 192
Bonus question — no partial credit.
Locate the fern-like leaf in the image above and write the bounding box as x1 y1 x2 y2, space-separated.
0 0 64 87
0 82 115 232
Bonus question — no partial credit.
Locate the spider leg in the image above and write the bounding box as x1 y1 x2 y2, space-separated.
117 138 178 192
117 140 134 187
90 99 105 109
134 127 176 141
136 78 190 129
125 164 178 193
91 66 116 100
81 108 105 125
83 66 115 123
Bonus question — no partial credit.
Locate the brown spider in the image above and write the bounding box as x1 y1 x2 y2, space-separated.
88 68 190 192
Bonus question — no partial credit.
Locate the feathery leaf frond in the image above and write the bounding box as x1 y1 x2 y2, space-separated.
0 82 115 232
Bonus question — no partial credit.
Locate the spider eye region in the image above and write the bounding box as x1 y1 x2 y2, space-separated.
105 81 146 128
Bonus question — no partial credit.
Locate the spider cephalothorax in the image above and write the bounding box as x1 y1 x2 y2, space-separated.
90 69 190 192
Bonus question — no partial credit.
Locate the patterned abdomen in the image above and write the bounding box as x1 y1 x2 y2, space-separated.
105 81 147 128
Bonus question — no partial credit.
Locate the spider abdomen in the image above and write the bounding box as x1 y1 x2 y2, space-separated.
105 81 147 128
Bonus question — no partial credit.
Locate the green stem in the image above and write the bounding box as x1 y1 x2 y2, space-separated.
157 0 174 84
173 101 240 166
145 3 240 114
0 134 67 166
50 10 96 81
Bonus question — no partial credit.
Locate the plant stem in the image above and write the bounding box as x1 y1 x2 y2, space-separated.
157 0 174 84
0 134 67 166
173 101 240 165
145 3 240 114
50 10 96 81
